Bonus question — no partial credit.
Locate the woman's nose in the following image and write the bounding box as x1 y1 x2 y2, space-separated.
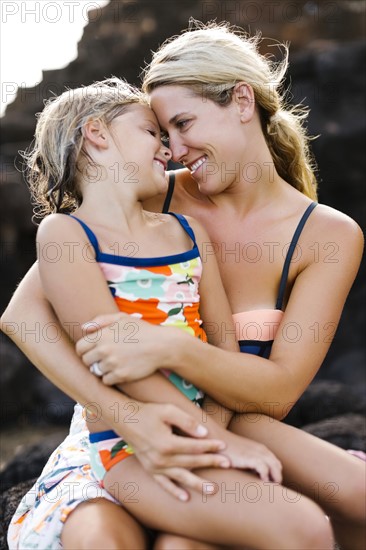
169 136 189 163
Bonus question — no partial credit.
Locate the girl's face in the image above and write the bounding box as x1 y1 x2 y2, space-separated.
109 104 171 199
150 85 249 195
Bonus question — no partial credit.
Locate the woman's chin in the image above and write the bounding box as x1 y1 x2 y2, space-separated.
195 179 220 196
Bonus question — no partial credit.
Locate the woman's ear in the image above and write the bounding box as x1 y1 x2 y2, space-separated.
232 82 255 122
82 119 109 149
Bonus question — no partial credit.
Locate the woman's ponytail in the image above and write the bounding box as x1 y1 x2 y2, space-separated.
265 108 318 200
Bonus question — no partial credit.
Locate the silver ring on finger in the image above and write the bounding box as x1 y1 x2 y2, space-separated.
90 361 103 377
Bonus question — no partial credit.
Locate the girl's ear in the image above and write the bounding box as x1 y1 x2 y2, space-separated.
232 82 255 123
82 119 109 149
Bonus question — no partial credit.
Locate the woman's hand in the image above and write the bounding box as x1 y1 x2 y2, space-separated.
78 315 282 486
76 313 179 384
112 401 231 501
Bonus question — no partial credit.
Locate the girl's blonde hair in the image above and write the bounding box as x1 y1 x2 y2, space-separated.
142 22 317 199
23 78 148 219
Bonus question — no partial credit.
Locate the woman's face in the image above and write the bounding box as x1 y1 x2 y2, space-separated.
150 85 250 195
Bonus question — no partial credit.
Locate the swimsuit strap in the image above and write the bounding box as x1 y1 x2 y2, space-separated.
162 173 175 213
167 212 197 248
69 211 197 260
68 214 101 258
275 202 318 310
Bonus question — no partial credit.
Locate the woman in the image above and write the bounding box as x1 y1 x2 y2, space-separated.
2 23 364 550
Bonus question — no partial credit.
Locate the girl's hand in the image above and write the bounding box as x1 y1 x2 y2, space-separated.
76 313 178 384
216 428 283 483
113 401 230 501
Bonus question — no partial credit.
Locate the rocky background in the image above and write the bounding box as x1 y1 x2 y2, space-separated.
1 0 365 546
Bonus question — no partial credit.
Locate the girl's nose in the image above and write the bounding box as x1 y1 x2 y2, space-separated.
161 144 172 160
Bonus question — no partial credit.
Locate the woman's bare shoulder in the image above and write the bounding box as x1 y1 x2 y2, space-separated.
301 203 364 271
312 204 363 244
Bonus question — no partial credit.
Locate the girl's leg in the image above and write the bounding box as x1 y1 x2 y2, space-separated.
104 456 333 549
154 535 252 549
229 414 366 550
154 534 221 549
61 498 147 550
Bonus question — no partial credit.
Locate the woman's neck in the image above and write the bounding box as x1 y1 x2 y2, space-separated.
186 165 288 218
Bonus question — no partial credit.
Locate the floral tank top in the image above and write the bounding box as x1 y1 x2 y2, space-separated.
69 212 206 405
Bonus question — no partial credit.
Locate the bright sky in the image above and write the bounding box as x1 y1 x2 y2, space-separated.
1 0 109 116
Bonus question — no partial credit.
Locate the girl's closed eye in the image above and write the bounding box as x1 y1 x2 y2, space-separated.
147 128 165 144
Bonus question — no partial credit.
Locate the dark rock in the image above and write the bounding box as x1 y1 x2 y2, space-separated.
0 335 36 424
0 478 36 550
285 380 366 428
302 413 366 451
1 335 75 429
317 350 366 391
0 433 66 493
32 376 75 426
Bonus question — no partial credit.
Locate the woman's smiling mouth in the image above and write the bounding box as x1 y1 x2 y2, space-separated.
187 155 207 174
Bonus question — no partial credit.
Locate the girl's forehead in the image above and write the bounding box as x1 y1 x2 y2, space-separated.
125 103 159 123
110 104 159 131
140 104 160 126
131 103 154 115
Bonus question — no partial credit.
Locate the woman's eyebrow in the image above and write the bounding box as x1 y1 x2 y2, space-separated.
169 112 189 125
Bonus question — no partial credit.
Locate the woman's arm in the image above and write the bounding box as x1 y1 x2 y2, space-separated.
1 263 232 500
175 209 364 418
77 208 364 419
188 217 238 428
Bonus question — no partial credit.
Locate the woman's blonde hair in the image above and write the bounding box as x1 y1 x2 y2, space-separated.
23 77 148 220
142 21 317 199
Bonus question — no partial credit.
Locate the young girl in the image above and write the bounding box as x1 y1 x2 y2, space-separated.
11 77 333 549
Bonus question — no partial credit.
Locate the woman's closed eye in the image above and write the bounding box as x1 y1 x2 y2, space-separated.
176 119 190 130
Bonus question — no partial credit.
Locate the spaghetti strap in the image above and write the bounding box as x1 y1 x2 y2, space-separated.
275 202 317 310
168 212 197 248
162 173 175 213
68 214 100 258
